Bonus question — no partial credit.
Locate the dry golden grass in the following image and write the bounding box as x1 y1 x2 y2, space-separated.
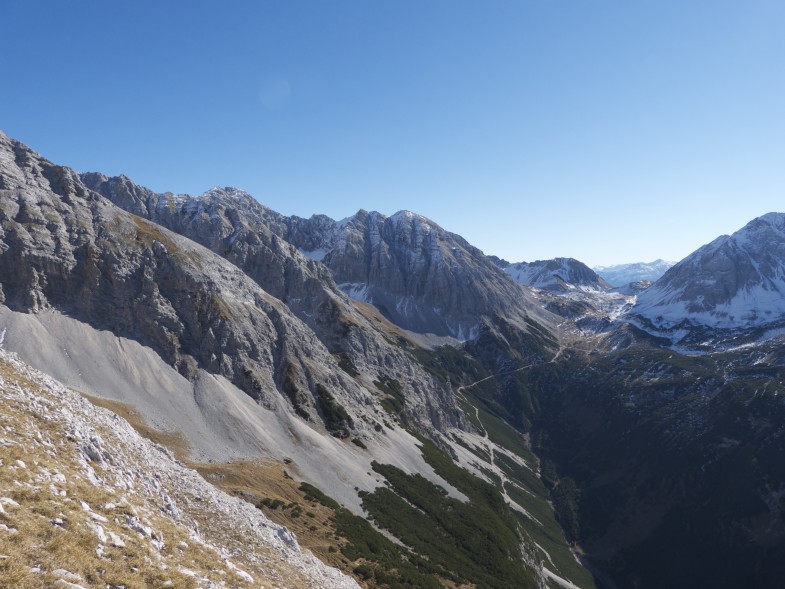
350 301 417 346
194 461 351 572
131 215 179 253
80 393 191 461
130 214 206 271
0 357 269 589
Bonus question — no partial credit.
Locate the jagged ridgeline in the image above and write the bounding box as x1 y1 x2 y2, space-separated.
0 131 588 589
4 130 785 589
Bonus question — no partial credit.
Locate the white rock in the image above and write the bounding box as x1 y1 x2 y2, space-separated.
109 531 126 547
91 523 108 543
225 560 254 583
53 580 86 589
90 512 108 523
52 569 83 582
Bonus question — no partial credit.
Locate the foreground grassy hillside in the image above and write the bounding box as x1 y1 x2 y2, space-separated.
0 351 356 589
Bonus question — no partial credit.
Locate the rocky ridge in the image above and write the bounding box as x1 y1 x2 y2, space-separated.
502 257 611 293
81 174 553 343
0 131 469 446
280 208 552 340
80 173 468 433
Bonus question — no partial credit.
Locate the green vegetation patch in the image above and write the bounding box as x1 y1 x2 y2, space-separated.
337 353 360 377
315 383 353 437
299 484 440 588
460 392 597 588
410 344 486 386
373 375 406 416
362 440 539 589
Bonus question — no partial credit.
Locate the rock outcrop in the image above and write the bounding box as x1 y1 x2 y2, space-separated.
0 132 368 424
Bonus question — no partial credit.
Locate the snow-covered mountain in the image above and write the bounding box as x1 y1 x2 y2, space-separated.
594 259 674 287
503 257 611 292
634 213 785 330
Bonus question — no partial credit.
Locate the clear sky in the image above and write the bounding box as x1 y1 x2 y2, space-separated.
2 1 784 267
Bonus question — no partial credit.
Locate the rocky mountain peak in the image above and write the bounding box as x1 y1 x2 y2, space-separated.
200 186 254 202
289 208 552 339
505 257 611 292
388 209 433 228
633 212 785 331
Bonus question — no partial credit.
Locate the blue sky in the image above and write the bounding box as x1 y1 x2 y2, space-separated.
2 1 784 266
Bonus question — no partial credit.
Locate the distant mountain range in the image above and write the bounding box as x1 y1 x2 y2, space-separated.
593 259 674 286
3 130 785 589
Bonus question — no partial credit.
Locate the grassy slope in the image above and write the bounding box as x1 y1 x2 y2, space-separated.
0 357 273 589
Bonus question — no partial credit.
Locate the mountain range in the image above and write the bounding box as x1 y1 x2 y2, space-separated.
593 259 674 286
2 130 785 589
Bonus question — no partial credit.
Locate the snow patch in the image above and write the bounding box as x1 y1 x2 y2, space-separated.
339 283 370 303
298 247 328 262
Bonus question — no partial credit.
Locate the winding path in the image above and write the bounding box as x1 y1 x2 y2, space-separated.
453 347 565 518
453 347 588 588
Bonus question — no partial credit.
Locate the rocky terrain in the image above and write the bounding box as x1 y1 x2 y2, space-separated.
0 132 587 588
0 131 472 503
81 174 551 342
4 129 785 589
280 208 549 339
